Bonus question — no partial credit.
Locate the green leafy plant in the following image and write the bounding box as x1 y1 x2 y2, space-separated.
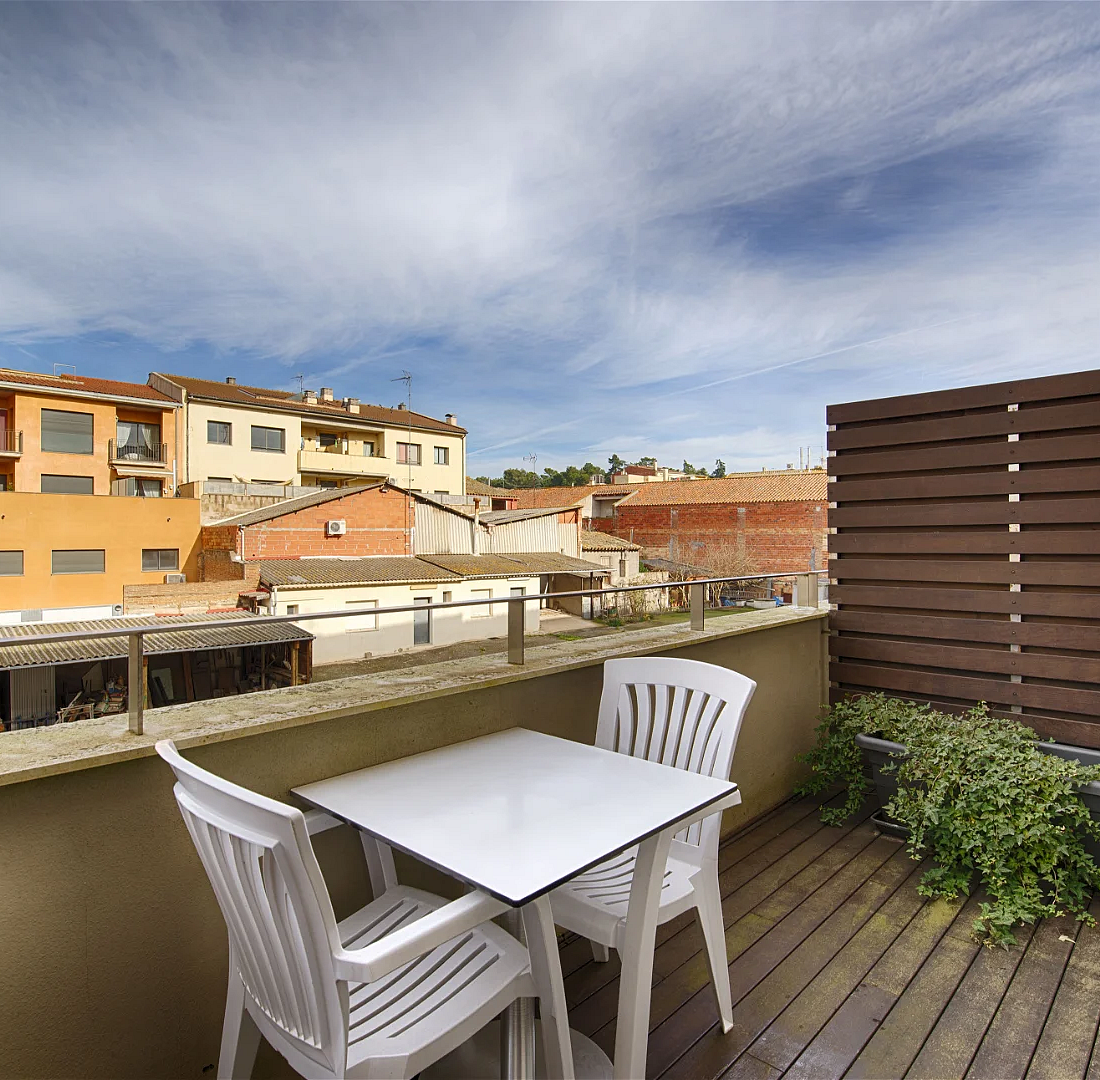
797 694 1100 946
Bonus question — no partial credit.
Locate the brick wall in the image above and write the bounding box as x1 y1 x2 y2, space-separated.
199 486 413 572
597 500 828 572
123 569 261 614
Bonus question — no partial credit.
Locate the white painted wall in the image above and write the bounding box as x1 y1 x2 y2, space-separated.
275 576 540 665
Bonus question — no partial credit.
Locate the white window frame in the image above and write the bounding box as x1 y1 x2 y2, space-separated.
470 588 493 617
434 446 449 466
345 599 379 632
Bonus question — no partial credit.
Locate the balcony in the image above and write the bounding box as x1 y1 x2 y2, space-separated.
298 445 392 480
0 428 22 456
108 438 169 468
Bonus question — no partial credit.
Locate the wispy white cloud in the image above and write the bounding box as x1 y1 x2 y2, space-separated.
1 3 1098 473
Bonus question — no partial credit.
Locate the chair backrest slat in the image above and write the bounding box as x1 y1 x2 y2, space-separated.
596 658 756 856
159 741 347 1074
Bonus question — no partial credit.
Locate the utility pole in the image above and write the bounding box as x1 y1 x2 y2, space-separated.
391 371 414 553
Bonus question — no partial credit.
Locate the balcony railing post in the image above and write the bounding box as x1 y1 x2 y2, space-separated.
128 632 144 734
795 573 818 609
690 582 705 630
507 598 525 665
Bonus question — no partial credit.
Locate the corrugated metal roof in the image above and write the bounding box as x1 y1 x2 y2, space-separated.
481 507 572 525
157 373 466 434
496 553 610 575
618 471 828 506
581 530 641 551
0 367 177 404
211 483 385 527
0 613 311 672
259 557 461 587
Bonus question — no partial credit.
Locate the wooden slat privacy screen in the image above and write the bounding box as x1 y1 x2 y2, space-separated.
827 368 1100 746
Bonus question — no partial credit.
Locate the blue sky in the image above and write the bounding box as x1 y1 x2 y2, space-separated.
1 3 1098 476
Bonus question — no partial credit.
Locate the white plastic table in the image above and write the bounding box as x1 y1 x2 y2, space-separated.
293 727 740 1080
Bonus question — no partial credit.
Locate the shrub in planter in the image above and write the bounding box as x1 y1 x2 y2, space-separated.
797 693 1100 946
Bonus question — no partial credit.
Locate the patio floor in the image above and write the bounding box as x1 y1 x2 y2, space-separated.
561 791 1100 1080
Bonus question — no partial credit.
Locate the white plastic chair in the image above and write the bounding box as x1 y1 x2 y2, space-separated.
549 657 755 1036
156 740 574 1080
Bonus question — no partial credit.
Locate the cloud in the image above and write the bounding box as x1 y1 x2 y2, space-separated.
1 2 1098 473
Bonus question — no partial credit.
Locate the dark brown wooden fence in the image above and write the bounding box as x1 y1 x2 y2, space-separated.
827 367 1100 746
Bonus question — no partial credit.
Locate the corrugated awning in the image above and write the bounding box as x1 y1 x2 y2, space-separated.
0 613 312 672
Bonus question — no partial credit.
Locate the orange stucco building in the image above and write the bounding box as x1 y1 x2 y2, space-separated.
0 369 202 619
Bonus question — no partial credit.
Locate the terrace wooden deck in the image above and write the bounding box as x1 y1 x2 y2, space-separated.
561 792 1100 1080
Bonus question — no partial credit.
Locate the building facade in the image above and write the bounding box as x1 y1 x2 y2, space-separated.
151 374 466 495
591 471 830 573
0 368 180 497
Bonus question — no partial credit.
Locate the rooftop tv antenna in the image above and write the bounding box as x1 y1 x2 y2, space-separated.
391 371 414 553
294 373 305 397
52 363 77 377
524 452 538 473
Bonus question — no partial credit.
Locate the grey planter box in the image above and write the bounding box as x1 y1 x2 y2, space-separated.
855 732 1100 859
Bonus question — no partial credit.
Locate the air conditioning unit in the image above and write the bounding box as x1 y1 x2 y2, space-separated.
164 573 187 584
326 519 347 536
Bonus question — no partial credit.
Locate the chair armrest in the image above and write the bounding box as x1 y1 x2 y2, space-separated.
303 808 344 836
333 890 510 983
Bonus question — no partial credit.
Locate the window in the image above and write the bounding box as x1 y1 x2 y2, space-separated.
434 446 449 466
251 425 285 453
112 477 162 497
52 549 105 575
207 420 232 445
0 551 23 576
510 586 526 596
141 549 179 572
318 432 339 449
41 409 93 454
315 480 338 489
346 599 379 632
442 591 452 603
435 490 449 495
470 588 493 617
116 421 160 461
396 442 421 465
41 474 94 494
362 440 375 457
286 604 299 616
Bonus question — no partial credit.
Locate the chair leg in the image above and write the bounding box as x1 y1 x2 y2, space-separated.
591 941 611 963
693 872 733 1034
522 896 575 1080
219 970 261 1080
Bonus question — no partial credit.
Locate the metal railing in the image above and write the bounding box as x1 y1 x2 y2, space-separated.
108 439 169 465
0 570 826 736
0 429 23 454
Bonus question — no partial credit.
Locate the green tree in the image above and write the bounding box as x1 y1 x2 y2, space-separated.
637 456 657 467
473 475 492 486
608 454 626 473
711 459 726 478
502 468 542 489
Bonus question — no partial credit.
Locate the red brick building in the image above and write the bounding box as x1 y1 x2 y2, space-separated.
200 482 417 579
591 470 829 573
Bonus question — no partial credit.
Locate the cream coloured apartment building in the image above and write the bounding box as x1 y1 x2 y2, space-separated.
150 374 466 496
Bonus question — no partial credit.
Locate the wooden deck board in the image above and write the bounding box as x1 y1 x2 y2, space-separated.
558 791 1100 1080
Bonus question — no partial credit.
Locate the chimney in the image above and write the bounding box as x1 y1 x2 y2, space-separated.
320 387 334 402
226 377 237 385
445 413 457 426
303 389 317 405
344 397 360 414
396 402 406 411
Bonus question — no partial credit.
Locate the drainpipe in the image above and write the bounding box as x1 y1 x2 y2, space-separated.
268 585 278 616
472 498 481 555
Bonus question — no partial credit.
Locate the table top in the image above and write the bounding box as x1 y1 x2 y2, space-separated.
293 727 738 906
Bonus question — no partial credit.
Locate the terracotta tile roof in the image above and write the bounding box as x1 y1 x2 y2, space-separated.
259 557 460 587
418 554 543 578
618 471 828 507
0 368 176 404
155 373 466 434
581 530 641 551
587 485 636 497
465 479 508 497
493 552 610 575
509 487 590 509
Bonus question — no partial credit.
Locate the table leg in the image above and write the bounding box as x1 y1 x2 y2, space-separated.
501 908 537 1080
613 828 675 1080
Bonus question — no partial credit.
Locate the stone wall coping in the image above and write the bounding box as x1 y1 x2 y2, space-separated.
0 607 826 788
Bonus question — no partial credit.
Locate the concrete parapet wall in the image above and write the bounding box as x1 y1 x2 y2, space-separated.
0 608 827 1079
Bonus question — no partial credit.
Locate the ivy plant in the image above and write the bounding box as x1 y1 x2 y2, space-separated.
797 694 1100 946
